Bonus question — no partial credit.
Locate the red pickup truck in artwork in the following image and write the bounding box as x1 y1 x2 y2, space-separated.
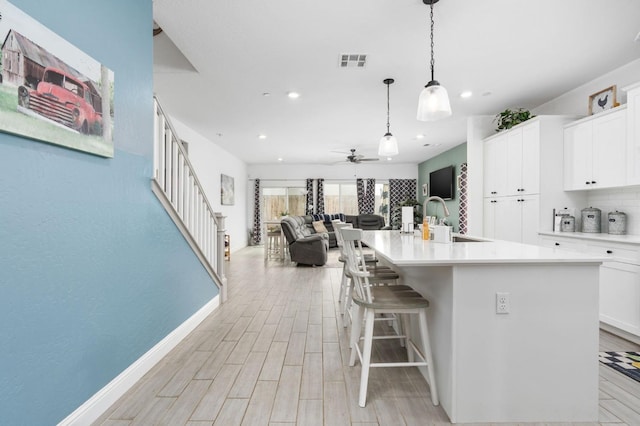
17 67 103 135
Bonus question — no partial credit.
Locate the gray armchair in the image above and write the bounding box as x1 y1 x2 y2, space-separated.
281 216 329 266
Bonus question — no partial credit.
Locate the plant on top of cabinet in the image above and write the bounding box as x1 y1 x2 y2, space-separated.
494 108 536 132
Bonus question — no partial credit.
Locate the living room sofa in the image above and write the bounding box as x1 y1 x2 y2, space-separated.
280 216 329 266
281 213 390 252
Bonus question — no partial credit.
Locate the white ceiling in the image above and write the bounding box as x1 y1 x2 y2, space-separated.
152 0 640 166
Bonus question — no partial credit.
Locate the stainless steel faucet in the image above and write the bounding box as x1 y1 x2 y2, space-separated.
423 196 451 224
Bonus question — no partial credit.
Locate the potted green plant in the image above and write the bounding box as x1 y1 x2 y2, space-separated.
494 108 535 132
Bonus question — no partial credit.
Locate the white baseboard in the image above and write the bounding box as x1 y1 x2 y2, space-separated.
58 296 220 426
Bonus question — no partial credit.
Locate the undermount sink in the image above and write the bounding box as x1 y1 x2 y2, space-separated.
452 235 485 243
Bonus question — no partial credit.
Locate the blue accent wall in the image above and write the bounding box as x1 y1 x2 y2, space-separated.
418 143 467 231
0 1 218 424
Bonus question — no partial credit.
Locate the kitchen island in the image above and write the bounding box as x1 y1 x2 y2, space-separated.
361 230 604 424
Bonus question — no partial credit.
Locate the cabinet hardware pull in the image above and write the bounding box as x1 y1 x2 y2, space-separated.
555 242 560 246
585 181 590 185
606 250 613 254
591 181 596 184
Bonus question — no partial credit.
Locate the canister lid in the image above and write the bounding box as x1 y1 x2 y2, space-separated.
608 210 626 217
581 206 601 213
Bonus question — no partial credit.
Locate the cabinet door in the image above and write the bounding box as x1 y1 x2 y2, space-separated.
521 123 540 195
600 261 640 337
520 195 540 245
483 135 508 197
627 86 640 185
483 198 496 239
592 109 626 188
494 197 521 242
563 122 592 190
506 129 523 195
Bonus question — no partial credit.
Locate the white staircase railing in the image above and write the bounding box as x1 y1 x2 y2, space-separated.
151 97 227 302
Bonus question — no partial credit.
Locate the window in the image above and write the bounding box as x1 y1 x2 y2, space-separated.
324 183 358 215
262 187 306 220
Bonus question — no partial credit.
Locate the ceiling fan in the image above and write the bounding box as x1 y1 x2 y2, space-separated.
342 148 379 164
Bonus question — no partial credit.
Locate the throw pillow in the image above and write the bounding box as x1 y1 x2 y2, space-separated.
312 220 328 233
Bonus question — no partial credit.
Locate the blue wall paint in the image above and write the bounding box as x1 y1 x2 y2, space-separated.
0 1 217 424
418 143 467 231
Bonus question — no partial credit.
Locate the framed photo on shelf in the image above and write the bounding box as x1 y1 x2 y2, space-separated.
588 85 618 115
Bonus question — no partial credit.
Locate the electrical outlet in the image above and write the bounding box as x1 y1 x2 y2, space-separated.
496 292 510 314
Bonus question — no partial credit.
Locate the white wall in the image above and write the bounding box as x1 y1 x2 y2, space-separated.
170 117 249 251
533 59 640 116
534 58 640 235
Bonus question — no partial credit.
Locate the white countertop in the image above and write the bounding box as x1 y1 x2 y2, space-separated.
539 231 640 245
361 231 605 266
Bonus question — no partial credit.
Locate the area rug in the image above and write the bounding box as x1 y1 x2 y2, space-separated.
599 352 640 382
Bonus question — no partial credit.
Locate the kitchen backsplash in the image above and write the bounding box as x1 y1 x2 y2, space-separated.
586 186 640 235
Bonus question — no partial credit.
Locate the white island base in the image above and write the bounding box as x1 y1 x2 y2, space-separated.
362 232 601 423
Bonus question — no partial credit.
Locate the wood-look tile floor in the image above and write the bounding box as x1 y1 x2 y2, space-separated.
95 247 640 426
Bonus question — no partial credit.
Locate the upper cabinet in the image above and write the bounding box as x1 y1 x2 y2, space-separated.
483 122 540 198
624 82 640 185
482 116 581 242
563 106 627 191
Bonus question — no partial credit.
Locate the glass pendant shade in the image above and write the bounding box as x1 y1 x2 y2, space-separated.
378 133 399 156
417 80 452 121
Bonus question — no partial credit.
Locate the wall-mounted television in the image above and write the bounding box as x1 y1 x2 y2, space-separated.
429 165 455 200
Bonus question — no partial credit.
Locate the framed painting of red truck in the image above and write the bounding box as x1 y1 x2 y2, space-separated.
0 0 115 158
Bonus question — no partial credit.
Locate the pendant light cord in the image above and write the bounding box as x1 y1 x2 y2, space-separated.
430 2 435 82
386 82 391 133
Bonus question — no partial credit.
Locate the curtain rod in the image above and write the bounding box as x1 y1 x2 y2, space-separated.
247 178 377 182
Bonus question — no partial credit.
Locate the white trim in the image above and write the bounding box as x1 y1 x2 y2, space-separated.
57 296 220 426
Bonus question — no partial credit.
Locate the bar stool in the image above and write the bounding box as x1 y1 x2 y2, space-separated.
341 227 439 408
334 223 399 324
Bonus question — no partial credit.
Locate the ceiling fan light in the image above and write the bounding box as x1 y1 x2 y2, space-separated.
378 133 399 156
417 81 452 121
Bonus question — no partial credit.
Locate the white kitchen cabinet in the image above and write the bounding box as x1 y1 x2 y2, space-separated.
624 82 640 185
506 124 540 196
563 107 627 190
483 134 508 197
482 116 580 243
600 262 640 336
484 195 539 244
539 233 640 339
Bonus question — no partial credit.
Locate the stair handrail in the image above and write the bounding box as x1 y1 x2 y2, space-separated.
152 96 227 302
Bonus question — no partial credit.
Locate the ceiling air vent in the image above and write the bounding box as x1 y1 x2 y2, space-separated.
339 54 367 68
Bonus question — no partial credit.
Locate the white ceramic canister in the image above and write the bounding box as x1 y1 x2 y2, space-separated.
608 210 627 235
581 207 601 233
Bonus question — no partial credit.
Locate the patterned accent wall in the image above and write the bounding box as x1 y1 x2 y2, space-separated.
316 178 325 214
458 163 468 234
389 179 417 229
357 178 365 214
364 178 375 214
305 178 314 215
252 179 261 244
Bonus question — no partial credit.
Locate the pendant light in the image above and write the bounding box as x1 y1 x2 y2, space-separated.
378 78 399 156
417 0 451 121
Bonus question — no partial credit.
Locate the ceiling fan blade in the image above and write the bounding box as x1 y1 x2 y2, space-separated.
358 158 380 162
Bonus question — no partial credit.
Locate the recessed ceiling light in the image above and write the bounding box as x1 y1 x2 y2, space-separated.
387 157 393 161
460 91 473 98
416 134 425 139
258 134 267 139
277 157 283 162
287 92 300 99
